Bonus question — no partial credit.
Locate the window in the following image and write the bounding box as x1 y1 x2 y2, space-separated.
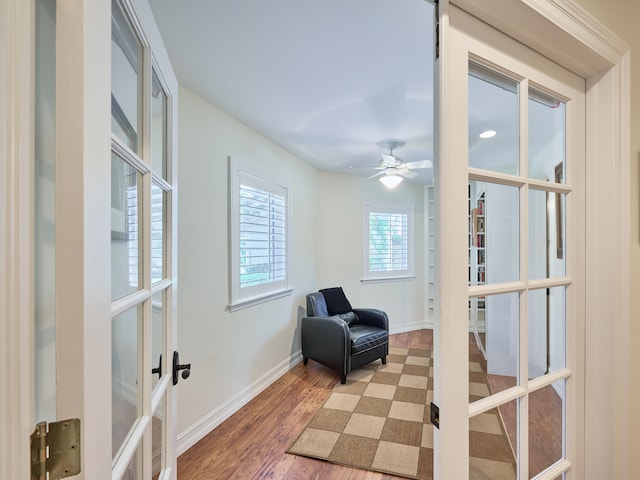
229 161 291 310
363 203 414 282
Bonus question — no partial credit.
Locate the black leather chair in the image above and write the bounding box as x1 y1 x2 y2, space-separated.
301 287 389 384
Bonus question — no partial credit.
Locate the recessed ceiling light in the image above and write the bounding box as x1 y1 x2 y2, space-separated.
479 130 497 139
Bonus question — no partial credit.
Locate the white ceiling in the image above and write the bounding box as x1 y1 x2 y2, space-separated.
148 1 563 186
149 0 436 185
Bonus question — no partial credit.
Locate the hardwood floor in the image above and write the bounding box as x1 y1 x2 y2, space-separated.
471 334 563 478
486 374 563 478
177 330 432 480
178 329 560 479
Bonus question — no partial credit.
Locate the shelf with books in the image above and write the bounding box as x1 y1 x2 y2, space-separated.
469 189 486 292
469 184 487 358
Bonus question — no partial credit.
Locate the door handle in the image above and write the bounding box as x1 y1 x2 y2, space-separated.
172 351 191 385
152 354 162 379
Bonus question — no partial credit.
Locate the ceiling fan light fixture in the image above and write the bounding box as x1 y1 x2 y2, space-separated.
380 174 403 188
479 129 497 139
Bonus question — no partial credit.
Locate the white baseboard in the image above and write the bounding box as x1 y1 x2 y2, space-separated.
177 351 303 456
390 319 432 334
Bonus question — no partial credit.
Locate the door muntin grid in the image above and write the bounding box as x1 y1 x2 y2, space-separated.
111 0 174 477
467 59 573 478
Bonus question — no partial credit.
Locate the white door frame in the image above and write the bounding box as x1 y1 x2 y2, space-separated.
54 1 113 478
0 0 35 479
434 0 630 479
2 0 629 478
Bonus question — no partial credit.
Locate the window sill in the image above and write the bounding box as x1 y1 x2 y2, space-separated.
361 275 416 285
227 288 294 312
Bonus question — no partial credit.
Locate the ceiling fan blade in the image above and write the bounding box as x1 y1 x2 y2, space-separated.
380 153 397 165
404 159 433 169
368 171 385 179
399 170 419 179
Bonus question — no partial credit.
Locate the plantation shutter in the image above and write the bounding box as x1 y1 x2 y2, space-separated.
363 203 414 281
238 172 287 290
125 180 165 287
369 211 409 272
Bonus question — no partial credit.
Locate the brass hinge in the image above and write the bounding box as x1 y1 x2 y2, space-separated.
31 419 81 480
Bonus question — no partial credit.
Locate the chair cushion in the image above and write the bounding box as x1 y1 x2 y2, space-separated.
349 325 388 354
320 287 353 315
337 311 359 326
307 292 329 317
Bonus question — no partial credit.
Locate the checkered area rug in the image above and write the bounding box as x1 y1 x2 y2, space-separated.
468 352 516 480
288 347 516 480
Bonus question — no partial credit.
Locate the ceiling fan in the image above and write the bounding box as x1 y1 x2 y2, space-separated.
355 140 433 188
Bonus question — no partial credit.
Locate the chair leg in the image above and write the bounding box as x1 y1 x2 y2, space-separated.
381 355 387 365
340 373 347 384
303 356 308 365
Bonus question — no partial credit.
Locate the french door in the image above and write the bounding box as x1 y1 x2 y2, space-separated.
110 0 179 478
434 4 585 479
2 0 179 478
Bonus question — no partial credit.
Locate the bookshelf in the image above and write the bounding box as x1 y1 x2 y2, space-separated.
469 184 486 357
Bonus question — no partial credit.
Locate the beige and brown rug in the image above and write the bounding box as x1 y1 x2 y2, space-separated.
288 347 516 480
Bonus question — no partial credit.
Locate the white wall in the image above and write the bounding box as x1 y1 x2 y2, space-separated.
485 183 519 376
482 161 566 382
176 86 319 444
527 191 548 378
175 87 428 450
315 171 427 333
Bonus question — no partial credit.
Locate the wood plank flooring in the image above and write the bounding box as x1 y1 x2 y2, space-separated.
177 331 431 480
471 334 563 478
178 329 560 479
486 374 563 478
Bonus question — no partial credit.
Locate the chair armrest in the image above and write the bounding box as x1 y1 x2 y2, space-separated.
352 308 389 331
301 316 350 371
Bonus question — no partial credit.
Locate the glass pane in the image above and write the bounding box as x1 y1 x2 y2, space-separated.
152 398 164 478
112 153 142 300
151 70 167 179
468 63 519 175
529 190 565 280
112 306 140 459
111 0 141 152
528 88 565 183
528 287 566 379
121 444 142 480
469 400 517 479
469 181 519 285
470 292 519 403
151 183 165 284
151 290 165 392
529 380 565 477
468 182 486 287
35 0 57 424
469 298 487 359
468 182 486 358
